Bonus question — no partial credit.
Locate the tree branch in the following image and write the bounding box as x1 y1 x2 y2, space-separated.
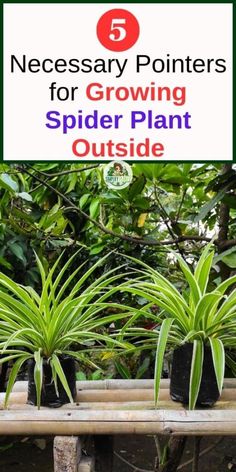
153 185 186 258
27 163 99 177
175 188 187 224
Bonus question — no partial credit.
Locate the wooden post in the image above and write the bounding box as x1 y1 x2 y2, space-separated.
54 436 81 472
94 435 113 472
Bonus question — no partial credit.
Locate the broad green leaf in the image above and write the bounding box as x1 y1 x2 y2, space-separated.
79 193 90 209
189 340 203 410
133 196 149 210
89 243 105 255
9 243 27 266
0 173 19 192
214 247 236 264
221 253 236 268
92 370 103 381
194 183 232 223
100 193 123 205
209 338 225 394
183 164 192 175
17 192 33 202
65 173 77 194
128 175 146 201
76 371 87 381
89 198 100 219
133 164 154 180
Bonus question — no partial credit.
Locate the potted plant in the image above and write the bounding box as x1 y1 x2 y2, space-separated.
0 250 131 408
120 244 236 409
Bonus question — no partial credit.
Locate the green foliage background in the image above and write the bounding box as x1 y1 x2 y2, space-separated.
0 163 235 285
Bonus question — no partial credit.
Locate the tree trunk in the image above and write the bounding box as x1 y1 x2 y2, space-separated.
217 164 232 281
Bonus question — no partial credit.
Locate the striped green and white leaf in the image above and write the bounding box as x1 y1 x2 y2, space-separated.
154 318 173 406
189 340 204 410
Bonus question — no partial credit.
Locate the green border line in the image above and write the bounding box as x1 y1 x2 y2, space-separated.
1 1 234 163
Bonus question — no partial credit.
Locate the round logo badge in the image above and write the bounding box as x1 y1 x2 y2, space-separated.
103 161 133 189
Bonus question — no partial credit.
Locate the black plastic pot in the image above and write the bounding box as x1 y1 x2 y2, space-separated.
27 356 77 408
170 343 220 407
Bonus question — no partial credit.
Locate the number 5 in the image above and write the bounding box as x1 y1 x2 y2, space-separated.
109 19 126 41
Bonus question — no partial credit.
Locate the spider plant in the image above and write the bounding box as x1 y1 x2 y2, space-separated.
119 244 236 409
0 250 132 408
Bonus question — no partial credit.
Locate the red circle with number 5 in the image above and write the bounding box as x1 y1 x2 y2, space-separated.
97 9 140 52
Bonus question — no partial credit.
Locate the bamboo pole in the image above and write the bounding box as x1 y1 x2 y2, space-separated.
1 409 236 435
3 387 236 406
12 379 156 392
12 378 236 393
0 389 165 405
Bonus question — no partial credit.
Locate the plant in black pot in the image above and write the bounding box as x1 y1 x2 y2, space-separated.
120 244 236 409
0 251 131 408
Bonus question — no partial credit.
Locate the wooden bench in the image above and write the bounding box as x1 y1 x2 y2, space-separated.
1 379 236 471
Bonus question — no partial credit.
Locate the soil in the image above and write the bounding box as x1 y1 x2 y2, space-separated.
0 435 235 472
